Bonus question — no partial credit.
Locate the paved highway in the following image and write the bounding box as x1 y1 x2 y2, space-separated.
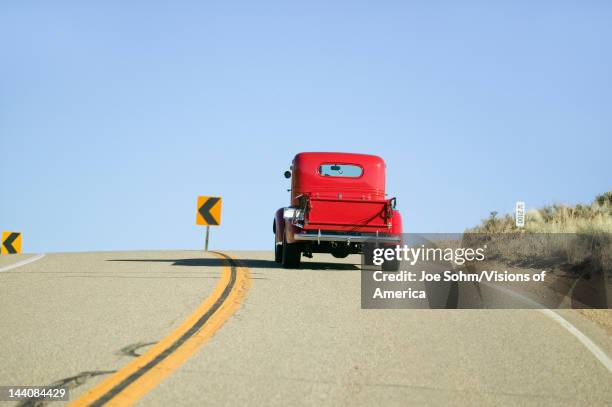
0 251 610 406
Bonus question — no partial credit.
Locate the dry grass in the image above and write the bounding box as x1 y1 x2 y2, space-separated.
464 192 612 309
467 191 612 234
466 191 612 270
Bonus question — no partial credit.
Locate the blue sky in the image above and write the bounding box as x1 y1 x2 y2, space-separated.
1 1 610 253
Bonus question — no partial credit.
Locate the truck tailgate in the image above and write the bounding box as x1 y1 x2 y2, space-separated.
305 197 390 229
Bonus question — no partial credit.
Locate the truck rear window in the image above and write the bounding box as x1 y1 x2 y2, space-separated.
319 164 363 178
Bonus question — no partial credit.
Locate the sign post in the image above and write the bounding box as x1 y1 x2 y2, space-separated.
515 201 525 228
196 196 222 251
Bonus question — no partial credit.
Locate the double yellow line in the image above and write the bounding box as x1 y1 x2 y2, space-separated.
70 252 251 406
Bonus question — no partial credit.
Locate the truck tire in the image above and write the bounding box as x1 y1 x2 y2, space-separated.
274 243 283 263
282 235 301 268
362 242 376 266
382 257 400 271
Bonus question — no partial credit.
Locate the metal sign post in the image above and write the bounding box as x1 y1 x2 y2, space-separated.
205 226 210 251
515 201 525 228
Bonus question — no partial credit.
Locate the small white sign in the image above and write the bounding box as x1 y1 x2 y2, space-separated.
515 201 525 228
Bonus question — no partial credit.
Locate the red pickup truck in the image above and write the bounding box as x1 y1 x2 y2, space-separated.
273 152 402 268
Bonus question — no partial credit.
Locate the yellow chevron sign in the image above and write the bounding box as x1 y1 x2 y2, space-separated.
196 196 222 226
1 231 22 255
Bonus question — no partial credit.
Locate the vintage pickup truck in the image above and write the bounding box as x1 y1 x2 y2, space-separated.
273 152 402 268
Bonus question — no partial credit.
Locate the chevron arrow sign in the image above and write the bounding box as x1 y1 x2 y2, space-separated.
196 196 222 226
1 231 22 255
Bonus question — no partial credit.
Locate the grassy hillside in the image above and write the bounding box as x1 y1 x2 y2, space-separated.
464 192 611 309
468 191 612 234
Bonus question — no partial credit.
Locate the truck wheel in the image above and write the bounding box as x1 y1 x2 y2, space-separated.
282 235 301 269
362 242 376 266
382 257 400 271
274 242 283 263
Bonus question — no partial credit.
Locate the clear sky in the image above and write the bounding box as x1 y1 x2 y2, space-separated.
1 1 610 253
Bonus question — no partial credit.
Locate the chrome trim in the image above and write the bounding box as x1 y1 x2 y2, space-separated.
294 233 401 243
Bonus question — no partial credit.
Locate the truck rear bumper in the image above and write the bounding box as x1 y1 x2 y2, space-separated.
293 231 401 244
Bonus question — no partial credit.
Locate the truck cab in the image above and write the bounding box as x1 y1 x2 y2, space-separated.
273 152 402 268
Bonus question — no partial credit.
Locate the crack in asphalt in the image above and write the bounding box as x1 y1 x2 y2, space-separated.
116 341 157 358
17 370 116 407
17 340 158 407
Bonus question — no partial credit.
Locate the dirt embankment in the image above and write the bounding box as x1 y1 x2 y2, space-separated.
578 309 612 336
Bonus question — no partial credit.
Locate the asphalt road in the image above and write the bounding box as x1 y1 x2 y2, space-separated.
0 251 610 406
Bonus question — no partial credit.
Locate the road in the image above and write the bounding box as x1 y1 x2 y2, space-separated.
0 251 610 406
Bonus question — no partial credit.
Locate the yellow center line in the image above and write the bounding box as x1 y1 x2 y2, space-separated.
70 252 251 407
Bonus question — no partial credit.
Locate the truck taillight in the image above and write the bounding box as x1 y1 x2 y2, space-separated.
283 207 304 221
